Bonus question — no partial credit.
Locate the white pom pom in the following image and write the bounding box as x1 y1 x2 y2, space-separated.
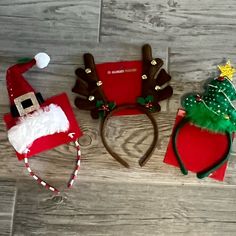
34 52 50 69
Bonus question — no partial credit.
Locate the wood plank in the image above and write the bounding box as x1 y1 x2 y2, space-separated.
101 0 236 48
0 42 167 106
0 0 101 108
169 47 236 85
0 0 235 235
0 180 16 236
1 105 236 186
13 180 236 235
0 0 101 43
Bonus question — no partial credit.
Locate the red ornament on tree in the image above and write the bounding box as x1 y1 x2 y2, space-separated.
195 94 202 102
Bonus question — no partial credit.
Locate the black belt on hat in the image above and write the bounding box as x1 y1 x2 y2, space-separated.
11 93 44 117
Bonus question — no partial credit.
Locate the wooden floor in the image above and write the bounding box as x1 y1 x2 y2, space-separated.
0 0 236 235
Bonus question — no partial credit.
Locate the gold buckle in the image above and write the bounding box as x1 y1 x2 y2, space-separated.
14 92 40 116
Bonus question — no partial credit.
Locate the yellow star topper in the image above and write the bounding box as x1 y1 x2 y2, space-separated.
218 60 235 80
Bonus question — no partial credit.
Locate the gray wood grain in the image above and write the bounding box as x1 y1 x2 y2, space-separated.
0 43 167 106
0 0 100 107
0 0 101 43
0 0 236 235
101 0 236 48
0 181 16 236
1 106 236 187
12 180 236 236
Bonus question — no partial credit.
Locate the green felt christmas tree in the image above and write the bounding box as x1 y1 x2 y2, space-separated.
182 61 236 133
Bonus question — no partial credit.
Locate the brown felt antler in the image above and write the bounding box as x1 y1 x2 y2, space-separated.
72 53 107 119
72 45 173 168
140 44 173 111
72 45 173 118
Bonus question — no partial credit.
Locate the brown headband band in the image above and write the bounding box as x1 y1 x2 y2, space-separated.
100 104 158 168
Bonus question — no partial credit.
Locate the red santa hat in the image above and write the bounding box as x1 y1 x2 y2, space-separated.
4 53 83 194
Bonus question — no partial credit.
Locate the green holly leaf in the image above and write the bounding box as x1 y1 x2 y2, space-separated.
145 95 154 102
17 57 33 64
150 106 158 112
137 97 146 105
108 102 116 110
96 100 104 108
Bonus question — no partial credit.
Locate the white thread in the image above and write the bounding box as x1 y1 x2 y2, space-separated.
221 90 236 110
202 100 220 116
202 82 236 116
208 84 218 89
208 83 234 98
227 78 236 91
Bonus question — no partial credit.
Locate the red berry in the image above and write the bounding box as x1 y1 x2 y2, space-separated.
217 77 225 81
196 95 202 102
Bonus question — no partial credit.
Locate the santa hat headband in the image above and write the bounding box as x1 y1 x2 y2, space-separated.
172 61 236 178
4 53 83 194
72 44 173 167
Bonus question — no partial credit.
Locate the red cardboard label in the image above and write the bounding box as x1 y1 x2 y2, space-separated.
164 109 230 181
96 61 142 115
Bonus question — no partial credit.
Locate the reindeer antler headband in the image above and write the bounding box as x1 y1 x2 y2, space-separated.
72 44 173 167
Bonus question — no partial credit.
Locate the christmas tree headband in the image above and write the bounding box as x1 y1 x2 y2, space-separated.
173 61 236 178
72 44 173 167
4 53 83 193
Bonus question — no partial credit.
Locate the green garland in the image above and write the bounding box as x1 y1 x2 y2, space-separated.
185 102 236 133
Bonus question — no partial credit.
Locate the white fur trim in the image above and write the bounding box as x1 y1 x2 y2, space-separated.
34 52 50 69
8 104 69 154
